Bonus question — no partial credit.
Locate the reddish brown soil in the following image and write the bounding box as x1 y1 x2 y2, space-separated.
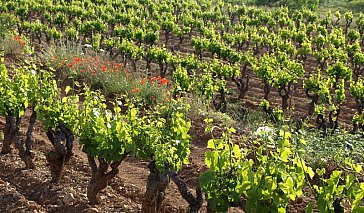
0 110 254 213
0 30 357 213
170 32 358 130
0 55 355 213
0 107 322 213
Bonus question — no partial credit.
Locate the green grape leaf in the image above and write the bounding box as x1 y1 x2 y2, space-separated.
65 86 71 95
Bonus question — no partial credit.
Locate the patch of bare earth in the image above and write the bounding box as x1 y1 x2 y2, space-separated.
0 112 246 213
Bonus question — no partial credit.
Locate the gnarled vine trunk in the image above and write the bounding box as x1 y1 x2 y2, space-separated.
233 72 249 100
46 123 74 183
305 89 319 116
86 155 124 205
167 170 202 213
23 108 37 169
328 108 340 134
316 114 327 137
213 85 227 113
1 115 14 154
11 117 31 168
142 161 169 213
263 81 270 101
279 86 290 110
1 115 34 169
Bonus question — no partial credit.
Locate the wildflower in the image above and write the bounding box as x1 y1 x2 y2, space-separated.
52 56 58 61
150 96 155 101
13 35 21 41
160 78 167 85
158 75 162 80
102 66 107 72
67 63 73 68
132 88 140 93
73 57 82 63
151 77 156 81
140 78 147 85
255 126 275 140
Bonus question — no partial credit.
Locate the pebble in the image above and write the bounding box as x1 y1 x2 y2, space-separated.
66 188 77 196
12 191 20 197
62 193 75 205
87 207 99 213
80 193 87 198
28 204 38 210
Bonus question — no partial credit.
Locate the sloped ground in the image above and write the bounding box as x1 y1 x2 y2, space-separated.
0 112 314 213
0 116 219 213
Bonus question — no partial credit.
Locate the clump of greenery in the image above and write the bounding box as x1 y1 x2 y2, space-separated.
42 44 172 107
1 33 30 58
299 129 364 169
260 99 284 123
252 0 321 10
0 14 15 41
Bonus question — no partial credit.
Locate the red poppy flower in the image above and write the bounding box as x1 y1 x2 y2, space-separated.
160 78 167 85
73 57 82 63
132 88 140 93
140 78 147 85
150 96 155 101
102 66 107 72
13 35 21 41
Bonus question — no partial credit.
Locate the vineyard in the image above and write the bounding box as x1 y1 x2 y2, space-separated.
1 0 364 212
